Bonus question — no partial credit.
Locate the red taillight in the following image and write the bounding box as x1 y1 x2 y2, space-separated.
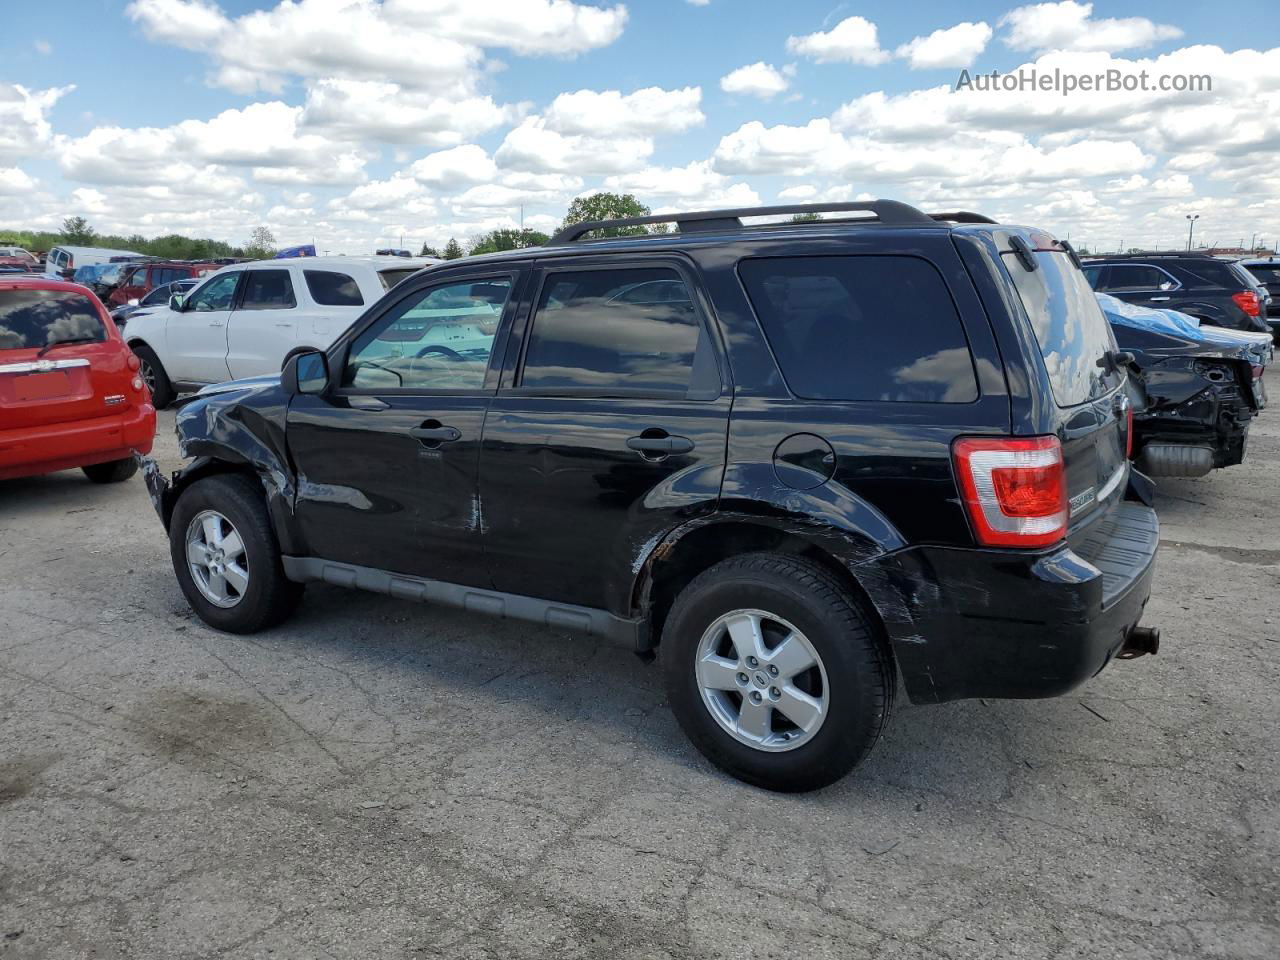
952 436 1067 548
1232 291 1261 317
1125 404 1134 458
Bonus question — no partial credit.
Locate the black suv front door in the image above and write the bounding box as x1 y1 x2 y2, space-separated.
286 267 524 586
479 257 731 614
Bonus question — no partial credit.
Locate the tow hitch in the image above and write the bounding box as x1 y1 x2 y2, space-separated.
1118 625 1161 659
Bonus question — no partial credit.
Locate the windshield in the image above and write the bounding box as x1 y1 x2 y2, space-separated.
1003 249 1121 407
0 289 107 350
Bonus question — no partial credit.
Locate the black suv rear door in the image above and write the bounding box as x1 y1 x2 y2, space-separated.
479 256 730 613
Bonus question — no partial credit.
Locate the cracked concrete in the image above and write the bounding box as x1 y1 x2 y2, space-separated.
1 409 1277 959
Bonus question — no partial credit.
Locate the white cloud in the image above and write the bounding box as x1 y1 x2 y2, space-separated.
34 40 52 55
720 63 792 99
0 166 36 194
896 22 993 69
0 84 73 163
127 0 626 95
495 117 652 175
1000 2 1182 54
409 145 499 188
542 86 704 136
300 79 515 146
786 16 890 66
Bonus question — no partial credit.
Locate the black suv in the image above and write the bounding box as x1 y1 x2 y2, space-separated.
141 202 1160 792
1240 257 1280 340
1082 252 1270 334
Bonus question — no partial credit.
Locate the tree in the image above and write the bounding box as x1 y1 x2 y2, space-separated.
442 238 464 260
560 192 658 238
61 216 95 245
467 228 549 256
244 226 277 259
419 243 440 257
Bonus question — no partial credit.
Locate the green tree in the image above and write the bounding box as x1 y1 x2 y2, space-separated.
441 237 464 260
419 243 440 257
791 212 823 222
61 216 95 245
244 225 277 259
467 228 549 256
560 192 659 238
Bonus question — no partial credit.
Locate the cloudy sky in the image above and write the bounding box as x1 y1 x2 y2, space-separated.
2 0 1277 253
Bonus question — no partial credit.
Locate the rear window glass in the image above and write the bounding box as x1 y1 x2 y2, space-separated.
379 268 418 290
1004 251 1120 407
306 270 364 306
0 290 107 350
521 267 708 395
1246 263 1280 284
738 255 978 402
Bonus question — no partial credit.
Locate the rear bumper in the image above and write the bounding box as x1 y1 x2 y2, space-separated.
0 403 155 480
856 500 1159 704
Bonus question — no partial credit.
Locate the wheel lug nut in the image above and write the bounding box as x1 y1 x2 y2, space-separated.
746 656 758 668
769 687 780 700
768 665 778 676
750 691 762 703
737 672 749 685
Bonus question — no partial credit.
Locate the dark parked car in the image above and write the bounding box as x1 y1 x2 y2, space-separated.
1240 257 1280 339
107 261 217 309
139 202 1160 791
1082 253 1271 335
109 278 198 327
1098 294 1271 477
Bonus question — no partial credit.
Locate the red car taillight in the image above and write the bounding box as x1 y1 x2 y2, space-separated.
1125 404 1134 458
1232 291 1261 317
952 436 1067 548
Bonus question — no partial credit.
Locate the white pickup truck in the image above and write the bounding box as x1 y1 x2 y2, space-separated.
123 255 436 406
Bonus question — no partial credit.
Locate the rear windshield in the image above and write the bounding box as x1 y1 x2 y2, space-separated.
1246 263 1280 284
379 268 418 290
0 289 107 350
1003 250 1120 407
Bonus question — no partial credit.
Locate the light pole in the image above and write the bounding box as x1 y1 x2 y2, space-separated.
1186 214 1200 251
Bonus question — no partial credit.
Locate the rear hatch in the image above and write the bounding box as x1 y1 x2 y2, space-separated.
1000 235 1129 533
0 286 135 430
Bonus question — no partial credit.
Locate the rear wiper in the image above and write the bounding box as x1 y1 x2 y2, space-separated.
36 336 99 358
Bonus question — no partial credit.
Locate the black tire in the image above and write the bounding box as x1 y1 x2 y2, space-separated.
661 553 893 792
131 344 174 409
168 473 303 634
82 458 138 483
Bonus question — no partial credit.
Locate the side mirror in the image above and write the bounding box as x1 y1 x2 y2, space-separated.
169 294 185 311
283 350 329 396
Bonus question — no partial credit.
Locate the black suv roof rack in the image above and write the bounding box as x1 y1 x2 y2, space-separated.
928 211 998 224
548 200 935 245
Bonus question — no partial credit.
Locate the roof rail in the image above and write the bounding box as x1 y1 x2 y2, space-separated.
928 211 997 224
547 200 934 245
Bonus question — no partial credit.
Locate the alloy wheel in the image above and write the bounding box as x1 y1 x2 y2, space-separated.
185 509 249 608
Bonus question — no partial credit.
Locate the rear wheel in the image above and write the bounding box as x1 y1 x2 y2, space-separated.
82 458 138 483
662 553 893 792
131 344 174 409
169 473 303 633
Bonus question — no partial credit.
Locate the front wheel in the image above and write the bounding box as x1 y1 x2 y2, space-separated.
662 554 893 792
168 473 303 633
82 458 138 483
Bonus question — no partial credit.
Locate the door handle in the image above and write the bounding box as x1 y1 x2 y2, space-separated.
209 320 225 326
409 423 461 444
1149 296 1171 302
627 434 695 456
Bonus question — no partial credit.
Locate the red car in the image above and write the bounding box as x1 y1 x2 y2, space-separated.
0 276 156 482
107 261 218 309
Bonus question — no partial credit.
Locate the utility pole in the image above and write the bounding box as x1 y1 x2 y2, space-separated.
1250 232 1257 252
1185 214 1200 251
519 204 524 230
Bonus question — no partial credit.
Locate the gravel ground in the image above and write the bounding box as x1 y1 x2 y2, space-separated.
1 408 1277 959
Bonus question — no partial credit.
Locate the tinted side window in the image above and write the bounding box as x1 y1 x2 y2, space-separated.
239 270 296 310
1081 265 1105 290
187 272 239 312
1106 265 1171 290
306 270 364 307
1178 260 1236 289
343 278 509 391
521 267 705 395
739 255 978 403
